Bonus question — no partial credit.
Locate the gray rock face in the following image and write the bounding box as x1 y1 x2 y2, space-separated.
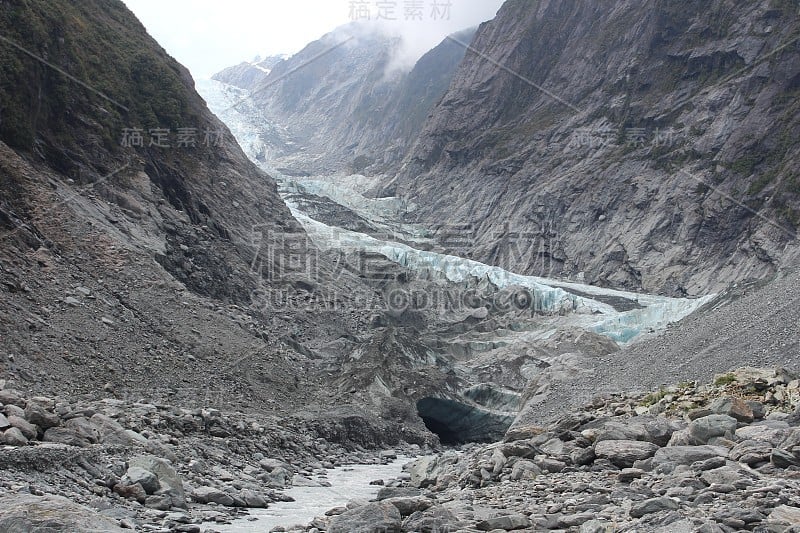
327 501 402 533
0 494 126 532
382 0 800 297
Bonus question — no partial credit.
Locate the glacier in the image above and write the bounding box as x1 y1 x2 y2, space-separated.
197 79 717 345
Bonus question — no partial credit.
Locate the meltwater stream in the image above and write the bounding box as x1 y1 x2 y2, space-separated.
214 458 410 532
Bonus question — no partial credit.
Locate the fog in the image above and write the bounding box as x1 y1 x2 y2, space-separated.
123 0 505 78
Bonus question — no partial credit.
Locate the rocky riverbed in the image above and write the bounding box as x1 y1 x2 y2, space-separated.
2 367 799 532
287 367 800 532
0 379 430 531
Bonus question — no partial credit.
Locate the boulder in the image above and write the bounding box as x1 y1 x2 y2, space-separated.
0 494 126 532
376 487 421 500
402 505 459 533
729 440 772 465
8 415 38 440
0 413 10 429
709 397 754 423
510 459 540 480
630 496 679 518
384 496 433 516
476 513 531 531
0 389 25 407
594 440 659 468
735 423 793 446
90 414 143 446
258 457 292 472
768 505 800 526
129 455 186 508
43 427 91 447
239 489 268 508
24 404 60 431
191 486 235 507
328 501 402 533
652 446 728 466
113 482 147 503
1 427 28 446
687 415 737 444
144 494 173 511
772 448 800 468
123 467 160 495
263 466 291 488
64 417 101 443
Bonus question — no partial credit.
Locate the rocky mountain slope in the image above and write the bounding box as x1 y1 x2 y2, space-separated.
228 24 476 175
211 55 286 90
381 0 800 296
0 0 396 421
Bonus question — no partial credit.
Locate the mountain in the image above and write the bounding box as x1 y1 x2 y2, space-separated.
222 24 476 175
382 0 800 296
211 54 287 89
0 0 380 412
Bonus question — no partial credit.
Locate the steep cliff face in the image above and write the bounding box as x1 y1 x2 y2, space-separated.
384 0 800 296
237 24 476 174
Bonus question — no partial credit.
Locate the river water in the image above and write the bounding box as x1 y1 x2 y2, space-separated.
214 458 411 532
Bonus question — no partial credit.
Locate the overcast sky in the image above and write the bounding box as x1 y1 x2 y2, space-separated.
122 0 504 79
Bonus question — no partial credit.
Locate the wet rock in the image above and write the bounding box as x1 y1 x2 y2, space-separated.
328 501 402 533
